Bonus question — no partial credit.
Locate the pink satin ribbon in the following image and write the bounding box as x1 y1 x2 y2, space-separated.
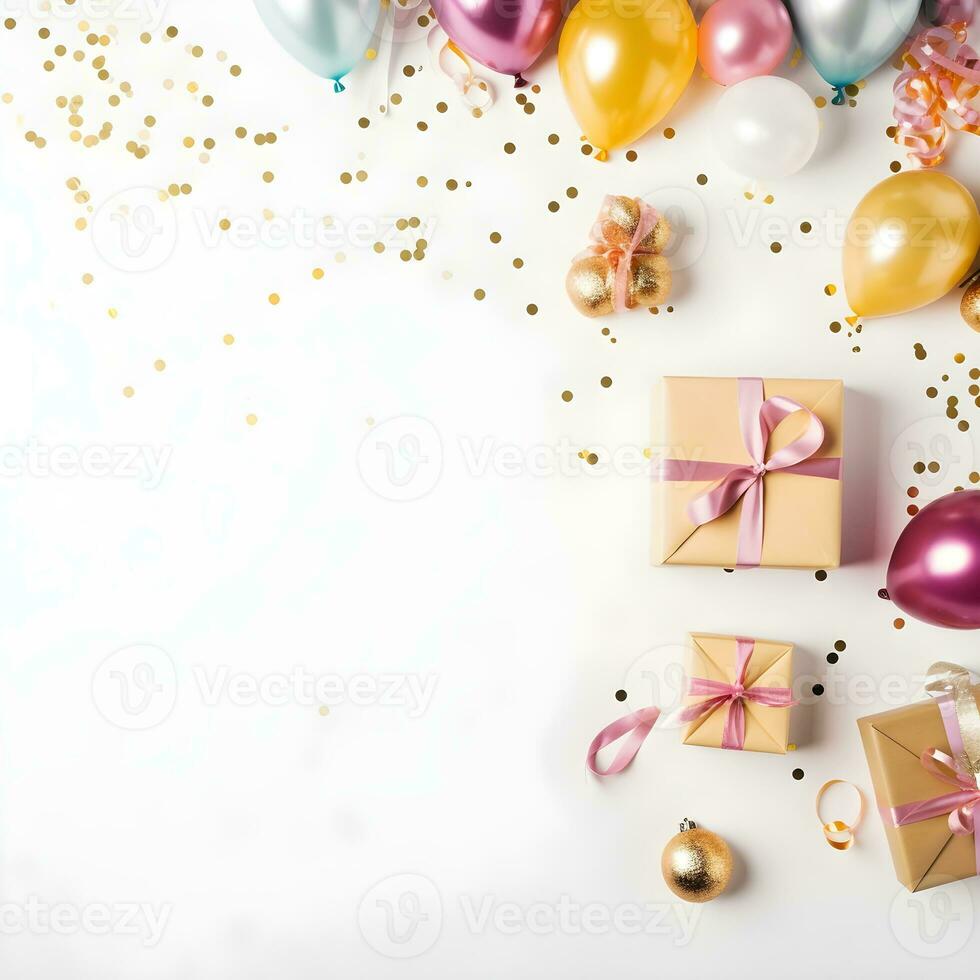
676 637 796 750
656 377 842 568
893 23 980 167
888 695 980 875
586 706 660 775
577 196 659 313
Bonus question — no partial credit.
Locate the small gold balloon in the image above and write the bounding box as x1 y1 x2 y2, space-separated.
962 275 980 333
661 819 733 903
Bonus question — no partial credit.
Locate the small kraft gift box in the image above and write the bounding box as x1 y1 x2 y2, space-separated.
678 633 796 755
652 376 843 569
858 663 980 892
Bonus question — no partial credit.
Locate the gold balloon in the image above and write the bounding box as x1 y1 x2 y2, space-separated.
661 820 733 903
962 274 980 332
843 171 980 319
558 0 697 158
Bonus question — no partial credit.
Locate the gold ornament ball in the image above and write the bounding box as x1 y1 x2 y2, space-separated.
962 279 980 333
661 819 733 903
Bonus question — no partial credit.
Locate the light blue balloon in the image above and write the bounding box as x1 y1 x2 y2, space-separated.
785 0 921 103
253 0 377 92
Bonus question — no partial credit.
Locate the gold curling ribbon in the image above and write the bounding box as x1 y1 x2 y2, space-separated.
816 780 865 851
924 661 980 775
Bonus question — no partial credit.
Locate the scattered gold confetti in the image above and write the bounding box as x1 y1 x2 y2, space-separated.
561 390 573 402
154 359 166 372
123 386 134 398
223 334 235 346
246 413 258 426
268 293 280 305
312 268 324 280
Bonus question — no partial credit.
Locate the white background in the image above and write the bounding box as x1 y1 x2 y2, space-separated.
1 0 980 976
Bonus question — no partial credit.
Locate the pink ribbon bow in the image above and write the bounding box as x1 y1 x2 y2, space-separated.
656 377 842 568
676 638 796 750
577 196 659 313
888 692 980 874
585 638 795 774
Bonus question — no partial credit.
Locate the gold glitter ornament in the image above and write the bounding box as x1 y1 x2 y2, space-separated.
661 819 733 903
962 271 980 332
566 195 671 317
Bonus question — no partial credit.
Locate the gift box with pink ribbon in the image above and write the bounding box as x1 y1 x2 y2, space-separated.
586 633 797 775
858 663 980 893
653 376 844 569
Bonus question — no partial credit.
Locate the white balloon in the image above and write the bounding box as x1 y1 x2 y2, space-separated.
712 76 820 180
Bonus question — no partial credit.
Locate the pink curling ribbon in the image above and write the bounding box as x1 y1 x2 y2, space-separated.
675 637 796 751
893 22 980 167
888 686 980 875
577 196 659 313
656 377 842 568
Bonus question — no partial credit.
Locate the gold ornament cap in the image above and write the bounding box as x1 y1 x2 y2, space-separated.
661 819 733 903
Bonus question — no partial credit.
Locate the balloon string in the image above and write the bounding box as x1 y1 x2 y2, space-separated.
831 85 846 106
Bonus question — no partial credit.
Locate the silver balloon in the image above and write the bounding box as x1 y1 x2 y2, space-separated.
785 0 921 103
253 0 377 92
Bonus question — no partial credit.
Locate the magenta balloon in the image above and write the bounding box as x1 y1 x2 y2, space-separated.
926 0 976 25
698 0 793 86
429 0 563 84
887 490 980 630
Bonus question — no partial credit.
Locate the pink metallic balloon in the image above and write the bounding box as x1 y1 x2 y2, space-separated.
887 490 980 630
698 0 793 86
927 0 976 25
430 0 563 86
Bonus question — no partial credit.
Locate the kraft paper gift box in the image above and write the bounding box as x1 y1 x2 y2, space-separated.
858 679 980 892
652 376 844 569
680 633 795 755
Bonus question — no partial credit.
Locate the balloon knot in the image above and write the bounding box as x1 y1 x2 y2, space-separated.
878 588 890 600
595 149 608 162
333 79 346 94
831 85 846 106
513 73 528 88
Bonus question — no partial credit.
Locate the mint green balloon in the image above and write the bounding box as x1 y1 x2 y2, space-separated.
253 0 376 92
785 0 921 104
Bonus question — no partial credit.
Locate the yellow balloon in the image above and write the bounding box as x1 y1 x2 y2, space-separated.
558 0 697 158
844 171 980 319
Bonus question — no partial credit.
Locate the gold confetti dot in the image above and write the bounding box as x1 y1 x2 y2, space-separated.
600 376 612 388
358 117 369 128
954 352 965 364
82 273 93 284
526 304 538 315
889 161 902 173
800 221 812 233
417 176 428 187
513 257 524 269
154 359 166 372
664 127 675 139
108 307 118 318
268 293 280 305
262 171 274 183
566 187 578 199
626 150 637 162
356 170 367 182
223 334 235 346
504 142 516 154
893 618 905 629
770 242 782 254
403 65 415 77
340 172 352 184
489 232 501 244
318 705 329 717
547 201 559 213
123 386 135 398
166 26 178 38
824 284 837 296
230 65 242 77
815 96 827 108
312 268 324 280
561 390 573 402
474 288 486 301
3 17 15 29
246 413 258 426
696 173 708 185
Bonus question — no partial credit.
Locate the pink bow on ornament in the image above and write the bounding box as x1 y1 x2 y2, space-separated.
577 195 660 313
656 378 842 568
675 638 796 750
